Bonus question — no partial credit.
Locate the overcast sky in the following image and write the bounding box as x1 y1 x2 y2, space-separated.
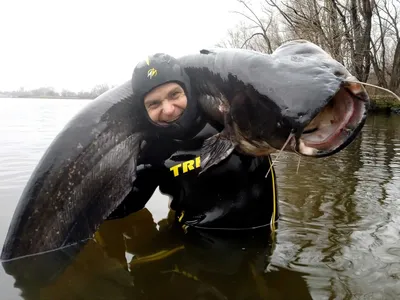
0 0 245 92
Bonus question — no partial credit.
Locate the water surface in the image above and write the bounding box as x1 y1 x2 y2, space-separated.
0 98 399 299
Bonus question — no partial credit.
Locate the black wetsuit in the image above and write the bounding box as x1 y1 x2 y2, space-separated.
105 52 280 230
108 120 279 231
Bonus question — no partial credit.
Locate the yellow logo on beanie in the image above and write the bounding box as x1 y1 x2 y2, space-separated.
147 67 158 79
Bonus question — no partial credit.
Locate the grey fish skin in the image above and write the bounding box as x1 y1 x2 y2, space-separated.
1 81 144 260
180 41 344 127
0 40 369 261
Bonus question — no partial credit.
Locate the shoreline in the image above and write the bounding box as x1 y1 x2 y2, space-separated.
0 95 399 113
368 95 400 114
0 96 95 100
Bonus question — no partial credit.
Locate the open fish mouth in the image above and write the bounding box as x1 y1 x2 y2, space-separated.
295 81 369 157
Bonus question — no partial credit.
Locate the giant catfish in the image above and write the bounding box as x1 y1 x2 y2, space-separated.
1 40 370 260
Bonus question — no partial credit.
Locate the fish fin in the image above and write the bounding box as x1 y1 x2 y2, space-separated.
199 130 236 174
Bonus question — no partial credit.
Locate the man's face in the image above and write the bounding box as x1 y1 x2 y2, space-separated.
143 82 187 125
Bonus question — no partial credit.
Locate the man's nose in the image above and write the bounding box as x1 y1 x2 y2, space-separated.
162 101 175 115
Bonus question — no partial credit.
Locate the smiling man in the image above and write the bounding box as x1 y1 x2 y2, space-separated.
143 82 187 125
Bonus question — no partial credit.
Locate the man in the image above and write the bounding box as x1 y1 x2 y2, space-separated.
107 53 278 233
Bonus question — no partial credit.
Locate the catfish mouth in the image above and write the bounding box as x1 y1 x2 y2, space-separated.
294 82 369 157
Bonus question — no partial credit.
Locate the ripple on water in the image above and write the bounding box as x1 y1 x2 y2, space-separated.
270 115 400 298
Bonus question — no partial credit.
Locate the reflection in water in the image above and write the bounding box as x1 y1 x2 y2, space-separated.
3 209 312 300
270 114 400 299
0 99 400 299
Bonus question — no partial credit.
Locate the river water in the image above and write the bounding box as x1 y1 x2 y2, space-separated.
0 98 399 299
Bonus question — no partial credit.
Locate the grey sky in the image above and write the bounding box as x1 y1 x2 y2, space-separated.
0 0 244 92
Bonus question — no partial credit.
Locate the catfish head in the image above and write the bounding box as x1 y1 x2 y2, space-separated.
229 79 369 159
293 80 369 157
198 40 370 172
264 40 370 158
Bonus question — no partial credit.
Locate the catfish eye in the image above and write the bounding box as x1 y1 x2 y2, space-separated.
334 70 345 77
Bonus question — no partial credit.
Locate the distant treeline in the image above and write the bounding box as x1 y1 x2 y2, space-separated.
0 84 113 100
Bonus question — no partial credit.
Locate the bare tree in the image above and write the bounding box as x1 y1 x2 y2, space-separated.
216 0 283 53
216 20 273 53
265 0 373 81
265 0 344 62
334 0 373 82
371 0 400 93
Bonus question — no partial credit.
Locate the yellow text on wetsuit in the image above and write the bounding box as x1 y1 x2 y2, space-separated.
170 157 201 177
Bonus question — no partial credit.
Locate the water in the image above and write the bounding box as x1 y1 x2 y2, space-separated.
0 98 399 299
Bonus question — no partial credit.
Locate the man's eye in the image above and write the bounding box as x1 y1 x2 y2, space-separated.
147 102 159 108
